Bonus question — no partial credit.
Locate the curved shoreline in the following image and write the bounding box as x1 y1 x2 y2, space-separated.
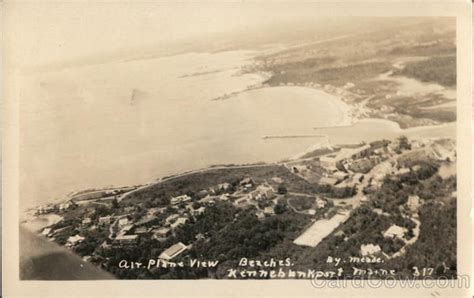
234 85 354 127
21 213 63 233
292 119 455 160
21 49 454 212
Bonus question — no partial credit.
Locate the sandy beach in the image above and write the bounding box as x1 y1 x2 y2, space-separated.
20 54 354 210
21 213 63 233
19 47 455 212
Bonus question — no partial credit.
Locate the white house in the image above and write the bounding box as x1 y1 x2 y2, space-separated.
59 201 74 211
98 216 112 225
360 244 381 256
170 217 188 229
118 217 129 226
246 190 260 201
383 224 407 239
240 177 253 186
333 171 349 181
407 195 421 212
256 185 275 200
171 195 192 205
219 194 230 201
256 211 265 219
398 168 410 175
315 198 327 209
152 227 171 239
192 207 206 216
42 228 52 236
217 182 232 191
67 235 85 246
263 206 275 215
234 197 250 208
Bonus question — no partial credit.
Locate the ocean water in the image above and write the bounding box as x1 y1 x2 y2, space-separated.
17 50 457 279
19 51 351 209
20 227 114 280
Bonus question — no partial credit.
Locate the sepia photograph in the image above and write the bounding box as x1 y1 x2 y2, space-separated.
2 1 472 297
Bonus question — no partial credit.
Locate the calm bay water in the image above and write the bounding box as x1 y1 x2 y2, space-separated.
19 51 455 210
18 50 456 279
316 119 456 145
20 51 349 209
20 227 114 280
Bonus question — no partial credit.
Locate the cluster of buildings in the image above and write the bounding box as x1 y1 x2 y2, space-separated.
31 134 455 270
108 203 202 247
105 177 280 261
181 177 280 219
359 224 408 257
38 175 280 264
35 200 79 215
34 205 56 215
359 190 424 259
229 179 278 218
69 186 137 203
288 140 404 192
41 225 74 239
319 141 390 174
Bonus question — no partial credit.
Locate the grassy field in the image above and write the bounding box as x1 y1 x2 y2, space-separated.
251 19 456 129
264 61 392 87
394 56 456 87
287 196 315 211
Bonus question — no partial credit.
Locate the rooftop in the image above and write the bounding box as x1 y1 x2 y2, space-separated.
67 235 85 243
360 243 381 256
383 224 407 239
159 242 188 260
116 234 139 241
